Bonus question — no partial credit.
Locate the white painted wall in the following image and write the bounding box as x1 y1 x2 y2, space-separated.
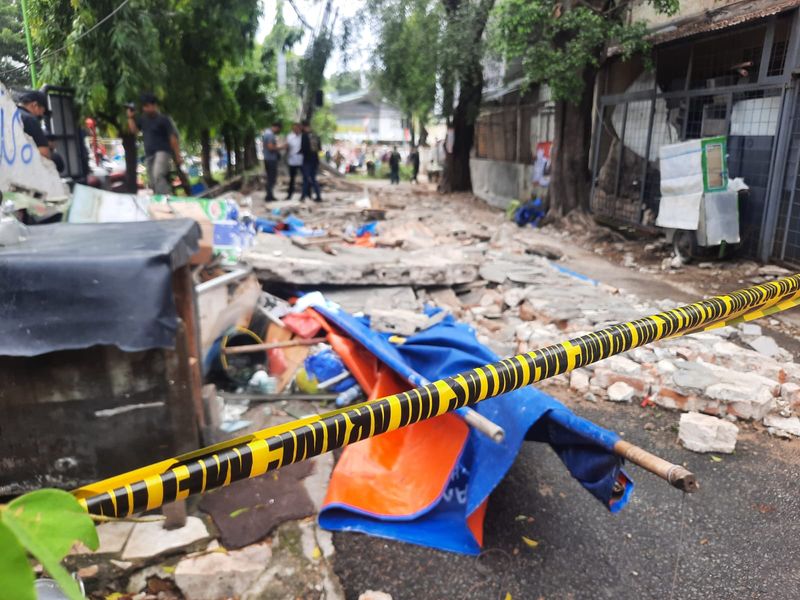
0 83 68 199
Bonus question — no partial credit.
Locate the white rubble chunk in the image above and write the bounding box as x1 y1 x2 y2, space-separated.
706 383 775 420
656 359 676 374
607 381 635 402
738 323 762 338
604 355 640 376
781 382 800 406
678 412 738 454
175 542 271 600
503 287 527 308
570 370 590 393
359 592 393 600
763 414 800 438
747 335 785 359
122 516 210 561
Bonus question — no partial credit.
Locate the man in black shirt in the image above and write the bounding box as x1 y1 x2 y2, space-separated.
300 120 322 202
127 93 183 194
17 91 50 160
389 146 401 184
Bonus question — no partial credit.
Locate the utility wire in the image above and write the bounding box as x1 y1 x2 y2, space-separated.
0 0 133 79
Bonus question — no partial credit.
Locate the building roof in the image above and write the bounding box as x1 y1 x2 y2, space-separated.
650 0 800 45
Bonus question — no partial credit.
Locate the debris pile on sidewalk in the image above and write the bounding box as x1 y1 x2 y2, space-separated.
233 186 800 453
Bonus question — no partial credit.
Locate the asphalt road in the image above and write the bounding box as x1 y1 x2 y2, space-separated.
332 397 800 600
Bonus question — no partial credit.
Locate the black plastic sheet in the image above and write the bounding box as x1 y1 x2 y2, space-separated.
0 219 200 356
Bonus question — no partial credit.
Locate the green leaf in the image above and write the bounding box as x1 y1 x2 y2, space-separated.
710 455 723 462
0 520 36 600
2 490 99 600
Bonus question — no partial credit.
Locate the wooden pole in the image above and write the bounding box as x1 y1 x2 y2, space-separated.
614 440 698 493
223 336 327 355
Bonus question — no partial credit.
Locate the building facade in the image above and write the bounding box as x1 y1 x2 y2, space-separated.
470 79 555 208
592 0 800 263
330 89 406 144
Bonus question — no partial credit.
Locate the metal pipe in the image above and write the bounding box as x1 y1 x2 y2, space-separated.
195 267 252 294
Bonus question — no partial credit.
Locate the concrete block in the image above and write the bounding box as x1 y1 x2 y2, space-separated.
608 381 635 402
122 516 211 561
678 412 738 454
763 414 800 438
175 542 271 600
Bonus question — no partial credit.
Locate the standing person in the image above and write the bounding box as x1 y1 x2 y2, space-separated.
262 122 283 202
409 146 420 183
389 146 401 184
285 122 304 200
127 93 183 194
300 120 322 203
16 91 50 160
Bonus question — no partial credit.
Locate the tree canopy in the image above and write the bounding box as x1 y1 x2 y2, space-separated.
0 1 30 89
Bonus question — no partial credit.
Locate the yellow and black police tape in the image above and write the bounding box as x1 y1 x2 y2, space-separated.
73 274 800 517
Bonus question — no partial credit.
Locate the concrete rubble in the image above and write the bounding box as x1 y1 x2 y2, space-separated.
678 412 739 454
66 183 800 596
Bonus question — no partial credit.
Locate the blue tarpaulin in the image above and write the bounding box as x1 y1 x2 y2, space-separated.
314 300 633 555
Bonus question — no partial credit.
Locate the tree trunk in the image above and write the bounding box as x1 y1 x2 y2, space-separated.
121 132 138 193
234 134 244 175
200 129 214 186
243 133 257 170
224 131 234 179
437 0 494 193
407 113 415 147
419 124 429 147
438 70 483 193
549 66 596 215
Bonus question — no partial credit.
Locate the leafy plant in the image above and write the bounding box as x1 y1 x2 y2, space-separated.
0 490 99 600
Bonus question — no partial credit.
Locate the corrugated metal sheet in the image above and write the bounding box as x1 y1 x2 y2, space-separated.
650 0 800 45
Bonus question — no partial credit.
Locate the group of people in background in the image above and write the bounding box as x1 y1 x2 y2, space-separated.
262 121 323 203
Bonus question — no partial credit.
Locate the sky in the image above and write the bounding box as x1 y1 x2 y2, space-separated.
257 0 373 77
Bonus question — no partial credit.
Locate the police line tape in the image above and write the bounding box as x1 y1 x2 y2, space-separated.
73 274 800 517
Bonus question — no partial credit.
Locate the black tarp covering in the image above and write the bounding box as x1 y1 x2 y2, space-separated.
0 219 200 357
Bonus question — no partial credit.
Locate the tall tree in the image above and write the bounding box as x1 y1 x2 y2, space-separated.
437 0 494 192
493 0 678 214
29 0 168 191
329 70 362 95
0 0 30 88
369 0 438 146
300 0 337 120
162 0 262 184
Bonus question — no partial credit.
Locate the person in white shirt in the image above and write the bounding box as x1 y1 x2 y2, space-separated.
285 122 304 200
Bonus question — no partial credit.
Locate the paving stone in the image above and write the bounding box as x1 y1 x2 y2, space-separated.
122 516 211 561
174 542 271 600
678 412 738 454
763 415 800 438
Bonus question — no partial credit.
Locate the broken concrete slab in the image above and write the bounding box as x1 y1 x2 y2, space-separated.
174 542 271 600
324 286 420 314
369 308 432 336
359 592 394 600
245 234 478 286
678 412 738 454
122 517 211 561
747 335 787 360
763 414 800 438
